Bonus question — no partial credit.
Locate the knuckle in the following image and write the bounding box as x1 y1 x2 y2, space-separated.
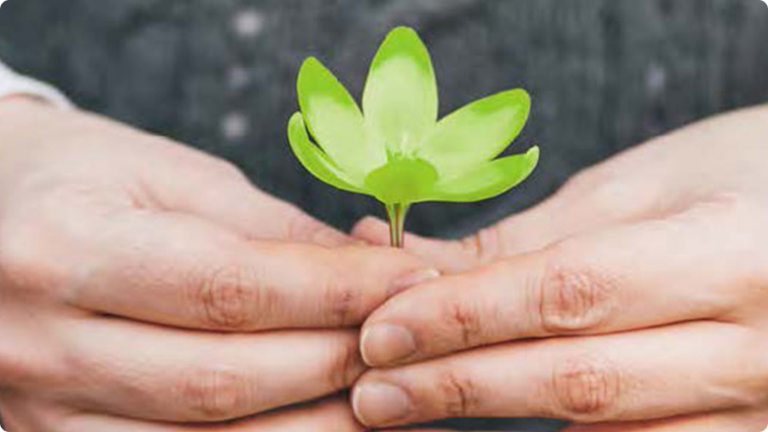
437 368 480 418
188 150 247 181
322 274 360 326
328 334 366 389
442 298 483 348
286 208 327 242
0 219 59 294
561 168 600 195
586 180 632 213
561 169 633 216
211 158 247 181
550 355 623 421
192 265 260 330
460 225 504 262
537 246 617 334
176 366 253 421
156 137 248 182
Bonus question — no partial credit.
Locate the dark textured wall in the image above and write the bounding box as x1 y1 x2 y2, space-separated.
1 1 767 430
1 0 767 237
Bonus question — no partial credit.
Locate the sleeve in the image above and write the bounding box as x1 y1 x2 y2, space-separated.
0 60 73 108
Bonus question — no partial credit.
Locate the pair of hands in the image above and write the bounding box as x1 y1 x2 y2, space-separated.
0 98 434 431
0 97 767 432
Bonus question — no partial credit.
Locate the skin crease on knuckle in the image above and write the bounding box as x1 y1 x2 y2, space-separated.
549 354 624 423
536 244 619 335
174 365 254 422
442 295 485 349
319 245 415 327
435 368 482 419
460 224 506 264
322 269 361 328
190 263 264 331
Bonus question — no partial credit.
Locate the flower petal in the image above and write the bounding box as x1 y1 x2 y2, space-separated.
287 112 365 194
431 146 540 202
420 89 531 176
297 57 384 175
363 26 438 155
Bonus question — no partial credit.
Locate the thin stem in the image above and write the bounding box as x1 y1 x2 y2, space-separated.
385 203 410 248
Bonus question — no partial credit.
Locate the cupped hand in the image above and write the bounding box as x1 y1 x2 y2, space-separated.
352 104 768 431
0 98 435 431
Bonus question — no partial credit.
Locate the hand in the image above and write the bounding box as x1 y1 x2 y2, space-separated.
2 396 366 432
351 104 768 431
0 98 435 431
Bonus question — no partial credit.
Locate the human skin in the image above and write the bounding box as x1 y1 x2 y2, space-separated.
352 104 768 431
0 98 437 432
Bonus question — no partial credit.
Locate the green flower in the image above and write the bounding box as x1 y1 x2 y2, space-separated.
288 26 539 246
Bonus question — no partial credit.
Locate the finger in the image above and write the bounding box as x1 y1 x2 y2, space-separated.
352 163 667 272
563 408 768 432
131 139 351 246
352 217 486 273
28 206 436 331
360 205 754 366
47 317 366 423
59 397 363 432
352 322 767 427
383 428 514 432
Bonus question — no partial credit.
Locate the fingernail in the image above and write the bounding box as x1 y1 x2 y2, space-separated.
389 268 440 297
361 324 416 366
352 382 412 426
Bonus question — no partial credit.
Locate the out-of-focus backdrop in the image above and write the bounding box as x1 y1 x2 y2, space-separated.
1 0 767 430
0 0 768 238
1 0 767 239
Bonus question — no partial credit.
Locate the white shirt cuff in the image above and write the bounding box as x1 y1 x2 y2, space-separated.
0 61 73 108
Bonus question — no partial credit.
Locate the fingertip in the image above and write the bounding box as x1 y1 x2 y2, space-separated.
351 216 391 245
360 267 441 367
351 380 413 427
360 323 417 367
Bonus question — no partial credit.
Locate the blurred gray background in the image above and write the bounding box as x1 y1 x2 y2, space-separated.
1 0 767 238
1 0 767 429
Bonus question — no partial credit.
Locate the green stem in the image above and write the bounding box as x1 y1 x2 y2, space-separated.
385 203 410 248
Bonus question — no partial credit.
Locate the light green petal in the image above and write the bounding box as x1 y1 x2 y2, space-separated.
420 89 530 176
363 26 438 155
431 146 539 202
297 57 384 175
287 113 366 194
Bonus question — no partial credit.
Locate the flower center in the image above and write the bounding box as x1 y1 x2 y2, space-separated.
364 152 438 204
